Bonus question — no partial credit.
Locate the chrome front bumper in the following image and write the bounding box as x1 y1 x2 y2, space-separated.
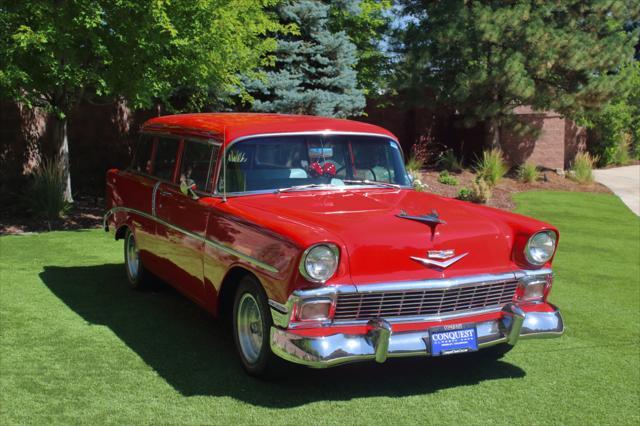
270 304 564 368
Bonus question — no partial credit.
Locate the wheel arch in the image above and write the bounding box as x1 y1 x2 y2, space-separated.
115 224 129 240
217 266 264 320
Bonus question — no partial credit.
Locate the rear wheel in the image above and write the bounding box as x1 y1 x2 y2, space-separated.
232 275 279 377
124 229 152 290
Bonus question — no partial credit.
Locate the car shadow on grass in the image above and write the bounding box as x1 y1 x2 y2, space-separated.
40 264 526 407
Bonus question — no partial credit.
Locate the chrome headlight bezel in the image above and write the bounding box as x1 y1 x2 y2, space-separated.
524 231 557 266
299 243 340 283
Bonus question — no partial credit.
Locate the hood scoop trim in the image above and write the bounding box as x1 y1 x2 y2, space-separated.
397 209 447 231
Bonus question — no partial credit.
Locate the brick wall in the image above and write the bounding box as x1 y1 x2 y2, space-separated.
500 106 584 171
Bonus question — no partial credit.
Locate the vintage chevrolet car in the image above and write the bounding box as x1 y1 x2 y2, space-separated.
104 113 564 376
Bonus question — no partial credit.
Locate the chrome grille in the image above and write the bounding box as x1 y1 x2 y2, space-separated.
334 279 518 321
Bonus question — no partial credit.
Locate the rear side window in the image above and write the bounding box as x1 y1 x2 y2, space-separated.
131 135 154 174
154 137 180 181
179 140 217 192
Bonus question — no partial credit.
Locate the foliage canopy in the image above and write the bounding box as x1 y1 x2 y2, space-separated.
0 0 286 113
249 0 366 117
397 1 640 129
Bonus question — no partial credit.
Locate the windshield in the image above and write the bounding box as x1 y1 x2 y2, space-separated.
219 135 410 193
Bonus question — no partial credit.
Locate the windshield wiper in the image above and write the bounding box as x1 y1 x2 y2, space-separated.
276 183 337 193
342 179 401 189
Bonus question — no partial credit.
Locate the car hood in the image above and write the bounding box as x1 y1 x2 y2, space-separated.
225 189 529 284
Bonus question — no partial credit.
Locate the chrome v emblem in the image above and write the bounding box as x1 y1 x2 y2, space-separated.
411 252 468 268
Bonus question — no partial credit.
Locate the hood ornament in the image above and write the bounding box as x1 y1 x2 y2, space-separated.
397 209 446 239
397 209 446 226
411 252 468 269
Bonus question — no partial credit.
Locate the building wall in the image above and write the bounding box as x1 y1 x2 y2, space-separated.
499 106 585 171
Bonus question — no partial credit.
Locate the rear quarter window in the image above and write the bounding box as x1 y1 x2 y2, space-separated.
153 137 180 181
131 135 154 175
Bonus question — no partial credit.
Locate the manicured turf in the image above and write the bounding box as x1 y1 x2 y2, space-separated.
1 191 638 424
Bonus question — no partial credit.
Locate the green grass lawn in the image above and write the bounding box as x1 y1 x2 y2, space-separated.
1 191 638 425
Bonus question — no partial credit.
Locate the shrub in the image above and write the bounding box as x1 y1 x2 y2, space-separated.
437 149 463 172
612 137 631 166
28 157 69 221
584 62 640 165
517 163 539 183
438 170 458 186
475 149 508 186
457 178 491 204
457 187 472 201
570 152 596 184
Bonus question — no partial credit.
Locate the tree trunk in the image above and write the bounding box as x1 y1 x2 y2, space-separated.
486 117 501 150
52 115 73 203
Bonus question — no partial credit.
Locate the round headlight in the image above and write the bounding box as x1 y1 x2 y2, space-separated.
524 231 557 266
300 244 339 283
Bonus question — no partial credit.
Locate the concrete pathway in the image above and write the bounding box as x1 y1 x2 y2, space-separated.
593 165 640 216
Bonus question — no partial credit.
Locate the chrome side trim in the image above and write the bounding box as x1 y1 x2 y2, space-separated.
151 180 161 217
268 299 288 313
103 207 279 273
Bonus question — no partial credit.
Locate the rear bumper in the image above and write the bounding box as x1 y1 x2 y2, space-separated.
270 303 563 368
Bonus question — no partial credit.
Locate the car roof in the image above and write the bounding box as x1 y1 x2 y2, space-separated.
142 113 397 145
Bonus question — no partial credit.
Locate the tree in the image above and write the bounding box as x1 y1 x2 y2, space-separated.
249 0 365 118
0 0 284 202
327 0 393 97
397 0 640 147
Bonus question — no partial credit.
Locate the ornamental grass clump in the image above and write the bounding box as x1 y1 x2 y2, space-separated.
457 178 491 204
406 155 427 191
437 149 463 172
475 149 508 186
518 163 539 183
28 157 70 222
406 155 424 174
570 152 597 184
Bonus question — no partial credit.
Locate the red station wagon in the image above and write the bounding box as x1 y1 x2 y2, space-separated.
104 113 564 376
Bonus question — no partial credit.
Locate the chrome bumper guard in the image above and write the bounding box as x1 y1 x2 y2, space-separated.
270 303 564 368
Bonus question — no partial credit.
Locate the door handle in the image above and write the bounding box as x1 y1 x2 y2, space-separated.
158 190 172 197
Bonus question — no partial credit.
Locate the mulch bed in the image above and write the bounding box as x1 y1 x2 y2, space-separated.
0 169 611 235
420 169 610 210
0 195 104 235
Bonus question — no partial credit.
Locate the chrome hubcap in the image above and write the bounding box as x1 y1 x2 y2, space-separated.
237 293 263 364
126 233 140 279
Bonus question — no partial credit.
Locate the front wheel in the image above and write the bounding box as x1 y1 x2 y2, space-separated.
123 229 153 290
232 275 279 377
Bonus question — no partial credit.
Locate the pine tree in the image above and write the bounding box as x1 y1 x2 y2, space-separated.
397 0 640 147
250 0 366 118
